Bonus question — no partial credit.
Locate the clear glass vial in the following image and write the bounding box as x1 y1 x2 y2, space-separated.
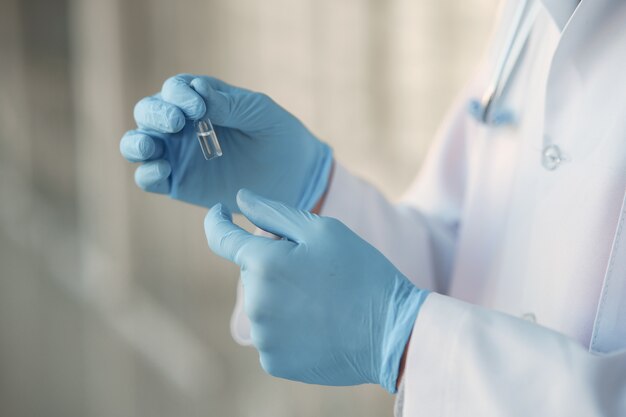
195 117 222 160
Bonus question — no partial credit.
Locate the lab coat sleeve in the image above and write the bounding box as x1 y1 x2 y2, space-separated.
320 89 472 293
403 293 626 417
319 163 442 291
323 0 516 293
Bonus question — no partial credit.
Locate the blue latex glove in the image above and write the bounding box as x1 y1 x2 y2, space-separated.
204 189 430 393
120 74 333 211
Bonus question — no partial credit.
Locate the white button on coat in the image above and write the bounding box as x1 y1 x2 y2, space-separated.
541 144 564 170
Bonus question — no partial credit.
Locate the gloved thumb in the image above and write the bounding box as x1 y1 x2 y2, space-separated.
191 77 287 133
236 189 315 244
204 202 273 266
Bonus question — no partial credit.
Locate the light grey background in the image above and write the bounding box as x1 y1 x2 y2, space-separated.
0 0 497 416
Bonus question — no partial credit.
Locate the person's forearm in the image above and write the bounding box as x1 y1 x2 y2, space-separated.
317 162 451 292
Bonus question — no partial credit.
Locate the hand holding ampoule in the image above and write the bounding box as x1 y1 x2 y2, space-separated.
120 74 332 212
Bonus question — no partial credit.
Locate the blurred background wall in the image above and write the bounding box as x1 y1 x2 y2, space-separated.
0 0 498 416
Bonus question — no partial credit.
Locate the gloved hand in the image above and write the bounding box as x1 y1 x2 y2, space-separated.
120 74 333 211
204 189 430 393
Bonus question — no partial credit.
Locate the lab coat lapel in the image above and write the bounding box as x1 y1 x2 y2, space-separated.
542 0 618 156
540 0 579 30
592 191 626 354
543 0 626 353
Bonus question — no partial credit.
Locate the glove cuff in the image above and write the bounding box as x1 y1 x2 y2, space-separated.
379 278 430 393
296 142 334 211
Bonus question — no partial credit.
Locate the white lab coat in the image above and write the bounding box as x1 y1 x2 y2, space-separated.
232 0 626 414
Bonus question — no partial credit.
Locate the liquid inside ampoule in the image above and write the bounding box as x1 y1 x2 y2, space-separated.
195 118 223 160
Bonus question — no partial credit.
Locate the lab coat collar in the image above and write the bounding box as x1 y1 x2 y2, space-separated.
540 0 580 30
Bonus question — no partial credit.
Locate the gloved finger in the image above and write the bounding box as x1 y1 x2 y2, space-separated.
134 159 171 194
134 95 186 133
120 131 165 162
161 74 206 120
204 203 276 266
191 77 287 132
192 76 248 95
236 188 314 244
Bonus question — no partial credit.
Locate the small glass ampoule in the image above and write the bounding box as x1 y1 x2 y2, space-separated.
195 117 222 160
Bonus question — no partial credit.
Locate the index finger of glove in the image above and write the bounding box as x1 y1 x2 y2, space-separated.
205 204 276 267
134 95 186 133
